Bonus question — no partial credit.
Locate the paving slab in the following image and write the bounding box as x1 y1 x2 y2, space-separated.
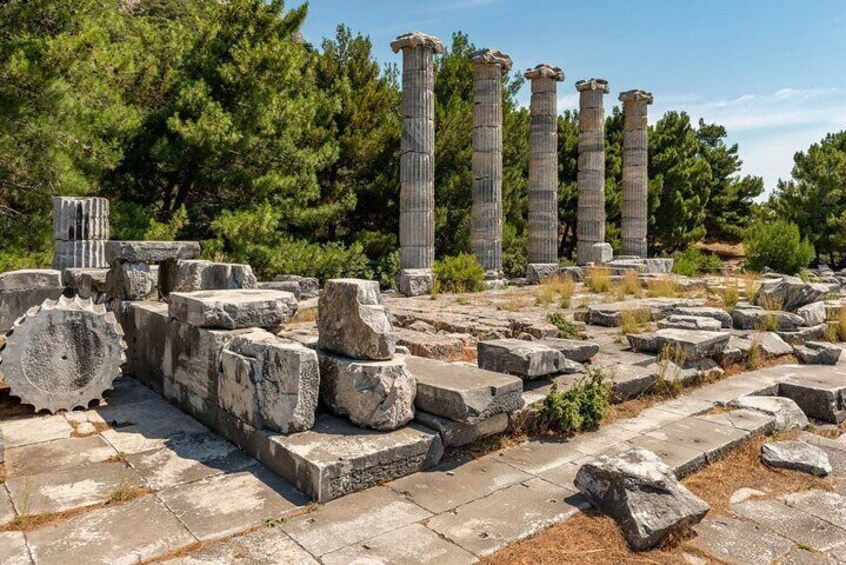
125 431 256 489
98 398 209 454
426 477 586 557
799 433 846 477
157 468 307 541
102 375 162 407
26 495 196 565
566 423 642 456
615 406 687 433
321 523 475 565
388 456 531 514
0 488 15 527
686 515 794 565
0 415 72 448
644 416 750 463
477 339 578 379
626 433 707 478
654 396 714 416
0 531 31 565
280 486 431 557
732 499 846 552
407 356 523 423
536 457 591 490
782 490 846 530
3 435 117 477
160 527 318 564
5 460 144 515
779 368 846 423
694 408 776 435
495 437 585 474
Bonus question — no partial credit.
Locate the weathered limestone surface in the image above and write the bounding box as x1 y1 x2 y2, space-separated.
619 89 653 257
415 411 508 447
731 306 805 331
627 329 730 361
104 240 200 265
671 306 733 328
762 440 832 476
575 447 709 550
525 64 564 277
265 274 320 299
575 78 610 265
779 370 846 423
318 279 396 360
61 268 108 301
471 49 511 276
728 396 809 431
105 260 156 300
608 258 674 274
0 269 64 332
267 415 443 502
477 338 581 379
539 337 600 363
406 355 523 423
657 315 723 331
220 329 319 433
52 197 109 269
0 269 61 291
122 301 169 392
754 275 838 312
398 269 434 297
1 296 126 413
586 297 704 326
794 341 842 365
169 289 297 330
392 31 444 295
797 301 827 326
168 259 257 293
318 351 416 431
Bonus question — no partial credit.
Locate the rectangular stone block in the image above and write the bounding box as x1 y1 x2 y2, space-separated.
104 240 200 265
169 259 257 292
169 289 297 329
407 356 523 423
0 269 61 291
779 370 846 424
123 301 169 393
415 411 508 447
477 338 578 379
0 286 64 333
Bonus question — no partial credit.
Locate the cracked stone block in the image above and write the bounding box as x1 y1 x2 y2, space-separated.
415 411 508 447
61 268 108 301
169 289 297 330
122 301 169 393
168 259 257 293
318 351 415 431
627 329 730 361
575 447 710 550
731 306 805 330
671 306 733 328
477 338 581 379
728 396 809 431
538 338 600 363
762 440 831 476
219 329 319 433
105 261 156 300
794 341 842 365
779 371 846 424
407 356 522 423
0 531 32 565
267 415 442 502
657 315 723 331
797 301 827 326
318 279 396 360
399 269 434 297
754 275 837 312
104 240 200 265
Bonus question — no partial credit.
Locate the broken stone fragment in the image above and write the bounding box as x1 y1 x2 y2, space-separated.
728 396 808 431
779 371 846 424
62 268 108 301
626 329 730 361
793 341 842 365
318 351 415 431
731 306 806 331
317 279 396 360
754 275 837 312
538 338 600 363
168 260 258 293
671 306 733 328
219 329 319 434
761 440 831 476
797 301 826 327
104 240 200 265
168 289 297 330
414 411 508 447
657 315 723 331
105 261 156 300
574 447 710 550
477 338 582 379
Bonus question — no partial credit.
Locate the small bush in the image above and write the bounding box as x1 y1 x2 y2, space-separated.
540 369 610 433
672 247 724 277
547 312 581 339
433 254 486 293
585 266 611 293
744 219 815 275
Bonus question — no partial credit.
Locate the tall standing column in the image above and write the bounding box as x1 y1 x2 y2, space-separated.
391 32 445 296
471 49 512 279
525 64 564 283
619 89 653 258
575 78 611 266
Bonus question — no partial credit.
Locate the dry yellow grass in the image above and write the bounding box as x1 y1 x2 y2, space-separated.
537 274 576 307
740 272 760 302
720 284 740 311
585 267 612 294
646 277 679 298
619 309 651 336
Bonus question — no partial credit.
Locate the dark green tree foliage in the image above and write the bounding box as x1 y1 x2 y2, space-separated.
768 131 846 266
555 111 580 259
744 219 814 274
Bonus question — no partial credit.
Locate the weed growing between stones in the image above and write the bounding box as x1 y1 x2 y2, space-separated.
536 274 576 307
758 294 784 312
584 267 611 294
755 313 781 333
539 369 610 434
546 312 581 339
721 284 740 311
619 309 651 337
741 272 760 302
646 277 679 298
615 270 642 299
654 345 686 398
746 335 763 370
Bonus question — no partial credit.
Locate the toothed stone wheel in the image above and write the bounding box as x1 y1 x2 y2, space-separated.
0 295 126 413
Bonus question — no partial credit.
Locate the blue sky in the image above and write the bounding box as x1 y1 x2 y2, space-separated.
298 0 846 194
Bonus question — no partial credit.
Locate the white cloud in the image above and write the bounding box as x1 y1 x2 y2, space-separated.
557 93 579 112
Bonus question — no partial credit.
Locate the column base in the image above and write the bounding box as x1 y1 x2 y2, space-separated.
398 269 435 297
588 243 614 265
526 263 559 285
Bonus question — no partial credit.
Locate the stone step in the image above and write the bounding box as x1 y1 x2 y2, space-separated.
586 298 705 327
627 329 730 361
477 338 582 379
778 366 846 424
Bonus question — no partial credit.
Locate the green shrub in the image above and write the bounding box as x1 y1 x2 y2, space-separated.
672 247 724 277
546 312 581 339
433 253 486 293
540 369 610 433
744 219 815 275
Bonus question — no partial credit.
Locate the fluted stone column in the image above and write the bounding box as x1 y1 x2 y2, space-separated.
53 197 110 270
391 32 444 296
471 49 511 279
619 89 654 258
525 64 564 283
575 78 611 266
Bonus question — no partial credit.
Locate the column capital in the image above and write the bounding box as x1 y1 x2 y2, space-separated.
471 49 513 72
524 64 564 82
619 89 654 104
575 78 609 93
391 31 445 54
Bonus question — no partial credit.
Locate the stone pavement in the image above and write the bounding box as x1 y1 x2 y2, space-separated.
0 363 844 563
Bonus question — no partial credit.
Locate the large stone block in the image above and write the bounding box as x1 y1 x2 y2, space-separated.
657 315 723 331
671 306 732 329
477 339 580 379
538 338 600 363
0 286 64 333
626 329 730 361
318 352 416 431
169 259 257 293
399 269 434 297
406 356 523 423
797 301 826 327
0 269 61 291
586 298 704 326
731 306 805 331
575 447 710 550
318 279 396 360
219 330 318 433
761 440 831 476
169 289 297 330
728 396 808 431
754 275 837 312
415 411 508 447
61 268 108 301
104 240 200 265
105 261 156 300
794 341 842 365
779 370 846 423
122 301 169 393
